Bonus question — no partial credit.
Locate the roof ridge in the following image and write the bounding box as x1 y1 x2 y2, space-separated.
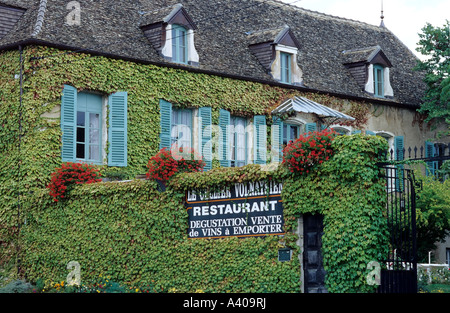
30 0 47 37
265 0 385 31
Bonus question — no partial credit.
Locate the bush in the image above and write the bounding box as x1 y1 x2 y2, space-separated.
415 178 450 262
0 280 33 293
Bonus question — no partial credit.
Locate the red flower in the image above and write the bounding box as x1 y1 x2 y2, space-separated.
146 145 205 183
282 129 337 175
47 162 101 202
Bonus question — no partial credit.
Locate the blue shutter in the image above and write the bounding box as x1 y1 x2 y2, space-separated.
425 141 438 176
159 100 172 150
61 85 77 162
394 136 404 161
366 130 376 136
394 136 404 191
305 123 317 133
108 91 128 167
219 109 231 167
352 130 362 135
272 116 283 162
254 115 267 165
198 107 212 171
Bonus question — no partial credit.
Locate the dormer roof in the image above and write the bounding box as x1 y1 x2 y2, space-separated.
0 3 26 40
342 45 392 67
247 25 300 49
140 3 197 30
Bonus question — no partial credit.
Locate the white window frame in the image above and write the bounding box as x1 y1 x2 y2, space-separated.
272 44 303 85
161 24 199 65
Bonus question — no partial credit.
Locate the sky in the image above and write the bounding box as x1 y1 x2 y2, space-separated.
280 0 450 60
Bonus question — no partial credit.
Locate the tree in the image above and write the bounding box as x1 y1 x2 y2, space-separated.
415 20 450 134
415 177 450 263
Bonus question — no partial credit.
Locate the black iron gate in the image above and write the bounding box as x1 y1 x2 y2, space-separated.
377 166 417 293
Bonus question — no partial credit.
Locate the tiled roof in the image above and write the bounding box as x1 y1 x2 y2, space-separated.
0 0 426 107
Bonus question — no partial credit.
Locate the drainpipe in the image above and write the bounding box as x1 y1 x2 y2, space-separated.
16 44 24 275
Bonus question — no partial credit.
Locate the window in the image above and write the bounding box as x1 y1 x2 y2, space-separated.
424 141 448 178
172 24 188 64
159 100 212 171
61 85 128 167
331 126 350 136
280 52 292 84
373 64 384 97
282 123 299 145
76 93 102 163
230 117 247 167
171 108 192 149
218 110 250 167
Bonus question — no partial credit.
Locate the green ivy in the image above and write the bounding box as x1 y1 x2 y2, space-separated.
1 45 390 292
282 134 390 292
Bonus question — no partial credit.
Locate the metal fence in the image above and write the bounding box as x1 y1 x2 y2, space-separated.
377 166 418 293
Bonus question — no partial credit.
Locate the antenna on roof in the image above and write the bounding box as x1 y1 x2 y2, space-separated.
380 0 385 27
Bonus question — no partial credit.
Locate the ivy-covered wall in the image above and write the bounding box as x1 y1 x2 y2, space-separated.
1 45 389 292
16 134 388 293
20 177 300 293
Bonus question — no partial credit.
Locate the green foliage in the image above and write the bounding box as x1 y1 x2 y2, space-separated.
282 134 390 292
1 46 391 293
19 178 300 293
415 177 450 262
415 20 450 132
0 279 33 293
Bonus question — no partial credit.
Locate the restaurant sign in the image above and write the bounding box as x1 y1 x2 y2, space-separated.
186 181 284 239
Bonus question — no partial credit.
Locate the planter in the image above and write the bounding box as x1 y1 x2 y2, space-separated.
156 179 166 192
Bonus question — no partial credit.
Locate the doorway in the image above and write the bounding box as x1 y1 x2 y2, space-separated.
303 213 327 293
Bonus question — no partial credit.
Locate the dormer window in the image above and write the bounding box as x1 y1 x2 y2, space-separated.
247 25 303 86
280 52 292 84
373 64 384 97
140 4 199 66
342 45 393 98
172 24 188 64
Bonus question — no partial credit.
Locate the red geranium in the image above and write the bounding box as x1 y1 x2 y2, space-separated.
47 162 102 202
146 148 179 181
146 146 205 182
282 128 336 174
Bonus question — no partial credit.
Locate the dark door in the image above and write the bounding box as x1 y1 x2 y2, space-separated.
303 213 327 293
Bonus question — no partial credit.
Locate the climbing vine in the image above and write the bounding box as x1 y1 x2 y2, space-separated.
1 45 388 292
282 134 390 292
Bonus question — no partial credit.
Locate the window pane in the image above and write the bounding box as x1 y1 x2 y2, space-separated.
172 28 178 61
230 124 236 162
89 145 100 161
283 124 288 145
77 127 85 143
76 143 85 159
90 113 100 129
77 111 85 126
281 53 291 83
290 126 298 142
179 29 186 62
90 129 99 144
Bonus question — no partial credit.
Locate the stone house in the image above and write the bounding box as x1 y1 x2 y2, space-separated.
0 0 448 265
